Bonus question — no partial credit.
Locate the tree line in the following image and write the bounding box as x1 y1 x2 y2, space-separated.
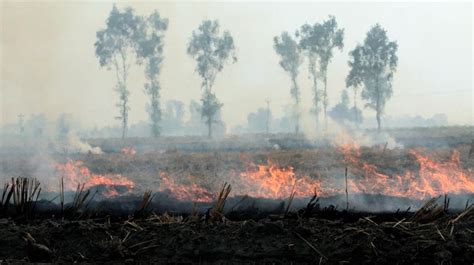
95 6 397 139
274 16 398 134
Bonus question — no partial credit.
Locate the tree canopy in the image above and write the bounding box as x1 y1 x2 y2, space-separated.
347 24 398 131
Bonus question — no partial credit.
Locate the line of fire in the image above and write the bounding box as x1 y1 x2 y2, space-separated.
1 2 473 264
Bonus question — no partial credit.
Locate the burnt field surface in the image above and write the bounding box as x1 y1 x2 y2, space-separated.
0 126 473 263
0 209 473 264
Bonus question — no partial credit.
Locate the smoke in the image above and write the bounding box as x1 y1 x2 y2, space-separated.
64 133 102 154
299 111 402 149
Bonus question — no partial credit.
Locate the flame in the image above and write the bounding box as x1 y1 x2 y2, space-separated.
231 162 329 199
55 146 474 202
343 147 474 199
158 173 213 202
156 163 328 202
121 147 137 155
55 159 134 197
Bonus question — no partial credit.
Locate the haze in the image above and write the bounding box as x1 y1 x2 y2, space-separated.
1 1 472 131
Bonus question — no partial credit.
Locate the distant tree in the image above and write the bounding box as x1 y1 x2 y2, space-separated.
347 24 398 131
265 99 271 134
247 107 272 133
57 113 72 140
316 16 344 131
273 32 303 135
162 100 185 135
349 105 364 125
329 90 364 126
95 5 144 139
17 114 24 134
328 90 350 124
298 22 323 132
187 20 236 138
137 11 168 138
346 46 363 127
27 114 46 137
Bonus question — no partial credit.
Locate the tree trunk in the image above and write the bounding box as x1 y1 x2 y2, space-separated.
353 88 359 128
120 51 128 140
375 77 381 133
312 69 319 135
121 96 127 139
205 79 213 139
207 118 212 138
292 76 300 136
265 99 270 134
376 111 381 132
323 75 328 133
309 59 319 135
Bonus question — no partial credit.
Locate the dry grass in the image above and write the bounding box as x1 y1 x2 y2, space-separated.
1 183 14 213
133 190 154 218
11 177 41 217
209 182 231 222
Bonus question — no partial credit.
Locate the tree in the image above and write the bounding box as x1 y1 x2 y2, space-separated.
298 22 323 132
26 113 46 137
137 11 168 138
57 113 72 140
247 107 272 133
346 46 363 127
329 90 363 126
316 16 344 131
17 114 24 134
187 20 236 138
329 90 349 123
265 98 271 134
95 5 144 139
273 32 302 135
347 24 398 131
162 100 185 135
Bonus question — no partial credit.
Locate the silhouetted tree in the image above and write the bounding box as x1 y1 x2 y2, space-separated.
95 5 144 139
187 20 236 138
265 99 271 134
26 114 46 137
17 114 24 134
247 107 272 133
273 32 302 135
137 11 168 138
298 22 322 132
57 113 72 140
162 100 184 135
347 24 398 131
316 16 344 131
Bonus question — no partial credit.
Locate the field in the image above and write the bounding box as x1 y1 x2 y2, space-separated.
0 126 473 263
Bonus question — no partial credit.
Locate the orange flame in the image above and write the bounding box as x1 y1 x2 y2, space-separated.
343 147 474 199
231 163 329 199
121 147 137 155
158 173 214 202
156 163 329 202
55 159 135 197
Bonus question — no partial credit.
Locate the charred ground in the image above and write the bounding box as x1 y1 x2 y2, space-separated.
0 126 473 263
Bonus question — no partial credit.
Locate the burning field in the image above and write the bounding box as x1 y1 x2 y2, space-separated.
0 129 473 263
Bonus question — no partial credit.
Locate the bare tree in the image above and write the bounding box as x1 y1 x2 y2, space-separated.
95 5 144 139
273 32 303 135
187 20 236 138
347 24 398 131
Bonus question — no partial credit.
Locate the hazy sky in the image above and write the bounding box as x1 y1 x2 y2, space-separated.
1 1 473 130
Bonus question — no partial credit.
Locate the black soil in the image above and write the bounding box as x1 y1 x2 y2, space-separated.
0 211 472 264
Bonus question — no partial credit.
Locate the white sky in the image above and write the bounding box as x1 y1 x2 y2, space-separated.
1 1 473 129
